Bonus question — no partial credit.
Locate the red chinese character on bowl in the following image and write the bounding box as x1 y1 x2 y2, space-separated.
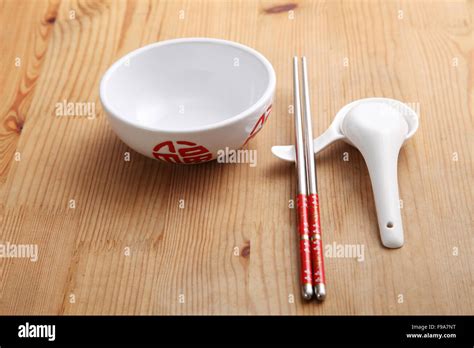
242 104 272 147
152 140 213 164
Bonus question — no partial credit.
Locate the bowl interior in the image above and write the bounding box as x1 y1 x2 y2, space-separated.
102 40 272 131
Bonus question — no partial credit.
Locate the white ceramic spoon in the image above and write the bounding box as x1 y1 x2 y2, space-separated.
272 98 419 248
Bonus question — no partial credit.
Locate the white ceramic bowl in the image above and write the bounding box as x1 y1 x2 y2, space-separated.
100 38 276 164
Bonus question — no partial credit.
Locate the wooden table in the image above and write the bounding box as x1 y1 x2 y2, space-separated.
0 0 472 315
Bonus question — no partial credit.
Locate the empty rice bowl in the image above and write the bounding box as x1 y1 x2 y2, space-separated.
100 38 276 164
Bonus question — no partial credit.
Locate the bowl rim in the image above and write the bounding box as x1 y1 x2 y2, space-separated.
100 37 276 134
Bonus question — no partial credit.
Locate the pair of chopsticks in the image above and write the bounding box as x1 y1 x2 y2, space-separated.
292 57 326 301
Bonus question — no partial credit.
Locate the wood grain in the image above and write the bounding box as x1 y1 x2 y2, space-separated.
0 0 472 315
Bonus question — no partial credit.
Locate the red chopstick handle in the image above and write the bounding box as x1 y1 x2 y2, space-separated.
297 194 313 287
308 193 326 285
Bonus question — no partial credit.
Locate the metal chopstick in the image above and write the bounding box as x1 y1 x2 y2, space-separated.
292 56 314 300
301 56 326 301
